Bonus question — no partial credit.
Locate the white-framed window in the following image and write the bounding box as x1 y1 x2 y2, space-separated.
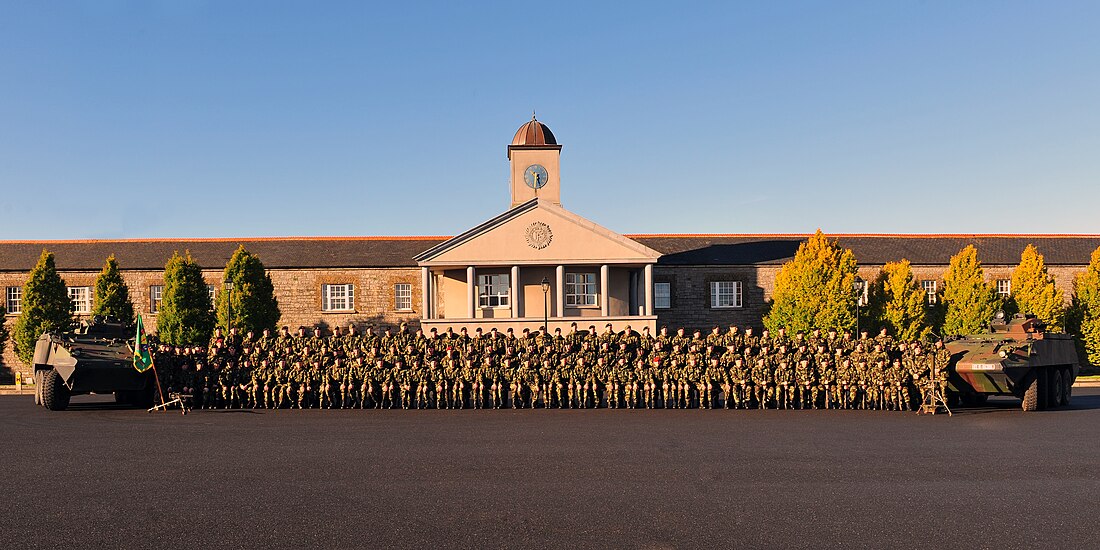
922 280 938 305
997 279 1011 298
322 284 355 312
6 286 22 315
150 285 164 313
394 283 412 311
68 286 92 314
478 274 510 308
654 282 671 309
565 272 598 306
207 285 216 303
710 281 742 308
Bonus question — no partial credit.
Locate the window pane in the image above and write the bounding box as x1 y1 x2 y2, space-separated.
395 284 412 311
68 287 91 314
566 272 597 307
150 285 164 313
921 280 937 305
710 281 741 308
477 274 509 308
7 286 23 314
322 284 355 311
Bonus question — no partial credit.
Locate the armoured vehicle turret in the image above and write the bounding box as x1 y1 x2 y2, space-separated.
33 316 154 411
945 311 1079 411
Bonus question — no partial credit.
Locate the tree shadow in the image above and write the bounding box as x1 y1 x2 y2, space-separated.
950 392 1100 415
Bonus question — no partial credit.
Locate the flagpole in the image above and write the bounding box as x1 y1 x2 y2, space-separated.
135 314 167 410
150 354 167 408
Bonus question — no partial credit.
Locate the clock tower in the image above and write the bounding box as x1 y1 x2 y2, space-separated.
508 115 562 207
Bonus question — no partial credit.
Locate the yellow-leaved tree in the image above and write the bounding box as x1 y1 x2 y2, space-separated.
763 230 858 333
1006 244 1064 330
942 245 1001 336
1068 246 1100 365
868 259 931 341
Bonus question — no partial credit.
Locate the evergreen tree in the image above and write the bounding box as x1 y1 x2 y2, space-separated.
1068 246 1100 365
764 229 859 333
868 259 931 341
0 302 8 363
92 255 135 324
216 245 281 334
12 250 73 365
1005 244 1065 330
156 251 214 346
941 245 1001 336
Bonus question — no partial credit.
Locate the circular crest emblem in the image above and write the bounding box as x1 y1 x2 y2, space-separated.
525 222 553 249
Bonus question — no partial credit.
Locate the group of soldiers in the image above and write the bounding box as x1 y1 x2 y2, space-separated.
151 322 952 412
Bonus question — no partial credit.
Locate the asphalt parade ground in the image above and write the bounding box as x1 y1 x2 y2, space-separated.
4 391 1100 549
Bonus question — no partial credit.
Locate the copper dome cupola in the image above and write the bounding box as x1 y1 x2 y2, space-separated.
508 115 562 160
511 115 558 146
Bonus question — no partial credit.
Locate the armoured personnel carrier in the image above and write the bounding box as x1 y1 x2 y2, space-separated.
33 317 154 411
946 312 1079 411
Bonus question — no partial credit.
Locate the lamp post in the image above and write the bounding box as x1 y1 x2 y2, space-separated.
541 277 550 334
853 276 864 338
224 280 235 331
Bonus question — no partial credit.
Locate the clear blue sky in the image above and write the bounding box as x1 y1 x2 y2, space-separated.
2 1 1098 240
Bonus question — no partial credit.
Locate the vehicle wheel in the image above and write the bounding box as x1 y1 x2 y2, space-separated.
1051 370 1065 409
1021 376 1040 412
40 369 70 411
34 370 42 406
1062 367 1073 407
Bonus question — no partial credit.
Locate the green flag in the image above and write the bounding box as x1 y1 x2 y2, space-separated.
133 314 154 373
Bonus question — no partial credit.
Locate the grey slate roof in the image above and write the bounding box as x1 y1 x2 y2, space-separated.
0 235 1097 272
0 238 446 272
632 235 1100 266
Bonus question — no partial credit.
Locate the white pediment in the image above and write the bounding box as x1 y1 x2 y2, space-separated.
415 199 661 266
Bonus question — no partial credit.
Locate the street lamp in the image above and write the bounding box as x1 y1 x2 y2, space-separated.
541 277 550 335
853 276 864 338
224 280 235 330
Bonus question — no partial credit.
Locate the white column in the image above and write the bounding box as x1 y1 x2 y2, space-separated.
643 264 654 317
555 265 565 318
420 267 431 319
466 266 476 318
511 265 521 318
600 264 610 317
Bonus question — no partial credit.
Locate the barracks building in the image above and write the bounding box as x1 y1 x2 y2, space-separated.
2 117 1099 373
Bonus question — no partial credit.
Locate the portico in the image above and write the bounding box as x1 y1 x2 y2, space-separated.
415 199 660 333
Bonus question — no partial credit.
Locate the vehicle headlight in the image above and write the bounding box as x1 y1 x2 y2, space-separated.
998 350 1007 358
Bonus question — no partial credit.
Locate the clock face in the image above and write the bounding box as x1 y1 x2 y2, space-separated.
524 164 549 189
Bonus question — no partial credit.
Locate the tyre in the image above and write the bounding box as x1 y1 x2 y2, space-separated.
1021 376 1040 412
40 369 70 411
1062 367 1073 407
1050 369 1065 409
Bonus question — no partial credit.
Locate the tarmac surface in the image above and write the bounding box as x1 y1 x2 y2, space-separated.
4 391 1100 549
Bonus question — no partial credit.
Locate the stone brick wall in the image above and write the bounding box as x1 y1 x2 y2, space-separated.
654 265 779 331
0 267 423 377
654 263 1086 332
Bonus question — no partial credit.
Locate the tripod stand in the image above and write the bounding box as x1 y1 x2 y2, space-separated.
918 364 952 416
